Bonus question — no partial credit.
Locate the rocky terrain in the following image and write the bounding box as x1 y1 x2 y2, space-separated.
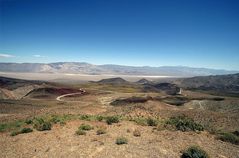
0 77 48 99
0 76 239 158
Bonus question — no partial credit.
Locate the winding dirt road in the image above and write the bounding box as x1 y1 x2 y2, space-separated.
56 89 86 101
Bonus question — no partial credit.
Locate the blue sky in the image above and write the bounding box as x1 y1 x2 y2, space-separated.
0 0 239 70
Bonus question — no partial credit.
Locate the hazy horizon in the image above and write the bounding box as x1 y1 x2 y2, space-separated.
0 61 238 71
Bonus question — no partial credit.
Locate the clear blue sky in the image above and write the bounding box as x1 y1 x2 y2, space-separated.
0 0 239 70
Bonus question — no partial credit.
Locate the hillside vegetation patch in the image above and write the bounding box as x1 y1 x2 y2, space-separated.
116 137 128 145
106 116 120 125
33 118 52 131
218 132 239 145
79 124 94 131
0 120 24 132
181 146 209 158
147 117 158 126
166 116 204 132
10 128 33 136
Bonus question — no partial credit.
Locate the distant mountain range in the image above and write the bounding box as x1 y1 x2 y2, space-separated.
0 62 238 77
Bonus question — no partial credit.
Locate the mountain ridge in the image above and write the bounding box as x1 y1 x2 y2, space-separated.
0 62 238 77
175 73 239 96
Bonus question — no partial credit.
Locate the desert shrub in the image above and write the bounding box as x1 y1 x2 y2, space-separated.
25 119 33 124
181 146 209 158
96 128 106 135
0 120 24 132
33 118 52 131
76 129 86 135
49 114 76 125
106 116 120 125
20 128 33 133
50 115 68 125
79 115 91 121
0 124 7 132
147 118 158 126
96 115 104 121
79 114 102 121
50 115 63 124
10 128 33 136
15 121 22 127
218 132 239 145
79 124 94 131
233 130 239 136
116 137 128 145
133 129 141 137
10 131 19 136
132 117 147 126
166 116 204 132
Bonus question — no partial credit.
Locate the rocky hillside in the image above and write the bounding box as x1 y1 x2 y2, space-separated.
96 77 129 84
176 73 239 96
0 76 48 99
142 83 181 95
0 76 47 90
25 87 81 99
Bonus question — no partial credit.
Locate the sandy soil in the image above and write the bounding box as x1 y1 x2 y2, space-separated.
1 120 239 158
